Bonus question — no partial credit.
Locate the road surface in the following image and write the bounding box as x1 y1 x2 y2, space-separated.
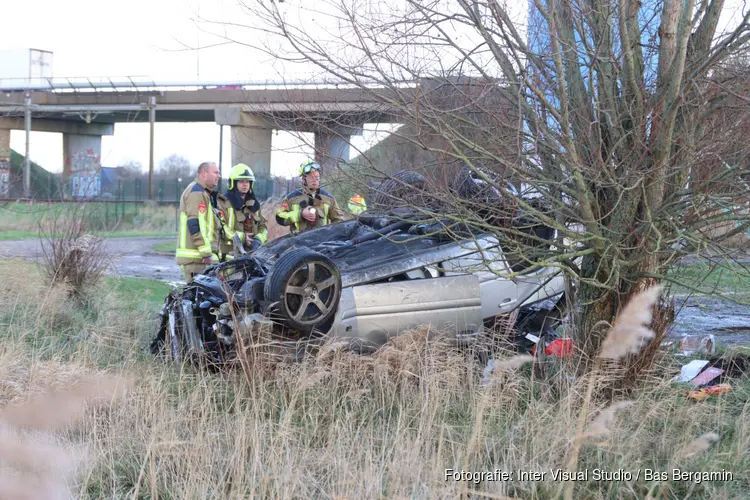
0 236 184 285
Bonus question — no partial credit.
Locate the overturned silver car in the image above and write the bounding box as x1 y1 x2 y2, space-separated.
150 201 572 367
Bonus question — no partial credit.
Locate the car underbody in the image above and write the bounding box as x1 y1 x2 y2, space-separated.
151 201 573 368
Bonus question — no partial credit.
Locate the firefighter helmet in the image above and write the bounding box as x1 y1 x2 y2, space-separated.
228 163 255 190
299 160 322 177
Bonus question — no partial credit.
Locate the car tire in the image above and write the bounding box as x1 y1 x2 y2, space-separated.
263 248 342 332
449 165 500 202
369 170 427 209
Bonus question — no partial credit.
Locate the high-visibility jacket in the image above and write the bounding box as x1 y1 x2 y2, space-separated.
216 190 268 260
347 195 367 215
175 179 219 265
275 187 343 233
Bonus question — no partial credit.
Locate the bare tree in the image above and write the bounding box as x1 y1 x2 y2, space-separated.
158 154 193 180
208 0 750 356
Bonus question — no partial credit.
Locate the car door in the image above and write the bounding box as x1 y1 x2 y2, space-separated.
329 274 483 352
439 245 519 318
514 266 566 307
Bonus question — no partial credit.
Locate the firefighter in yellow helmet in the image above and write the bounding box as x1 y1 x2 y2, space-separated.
215 163 268 261
175 161 221 281
275 159 343 233
347 192 367 216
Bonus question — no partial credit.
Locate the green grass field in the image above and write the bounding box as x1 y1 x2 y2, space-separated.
0 201 178 240
152 240 176 253
667 261 750 302
105 275 172 311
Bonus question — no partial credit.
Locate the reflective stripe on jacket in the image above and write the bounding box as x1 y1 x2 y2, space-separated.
175 179 219 265
275 187 342 233
347 199 367 215
216 192 268 260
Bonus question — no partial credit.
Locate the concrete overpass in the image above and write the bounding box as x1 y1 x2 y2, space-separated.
0 79 414 198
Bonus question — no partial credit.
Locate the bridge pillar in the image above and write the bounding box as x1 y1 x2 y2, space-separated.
215 109 273 187
0 119 114 199
0 128 10 198
314 125 362 172
230 126 273 180
63 133 103 199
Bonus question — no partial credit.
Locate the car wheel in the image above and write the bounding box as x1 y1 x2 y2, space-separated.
369 170 427 209
264 248 342 332
449 165 501 202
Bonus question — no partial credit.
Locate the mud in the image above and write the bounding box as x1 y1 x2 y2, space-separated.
0 237 184 285
668 294 750 346
1 237 748 346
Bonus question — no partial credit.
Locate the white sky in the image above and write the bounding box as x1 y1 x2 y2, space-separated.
2 0 746 178
1 0 401 178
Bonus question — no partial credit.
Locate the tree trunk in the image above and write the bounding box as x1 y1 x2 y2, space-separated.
576 254 618 357
577 251 670 361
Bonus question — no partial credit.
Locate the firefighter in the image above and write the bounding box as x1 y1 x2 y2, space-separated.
216 163 268 260
275 159 343 233
175 161 221 281
347 192 367 216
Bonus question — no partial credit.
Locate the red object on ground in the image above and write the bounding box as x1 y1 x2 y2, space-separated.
532 338 574 358
686 383 732 401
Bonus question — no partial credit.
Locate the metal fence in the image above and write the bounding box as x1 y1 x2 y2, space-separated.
1 173 299 234
152 176 295 204
1 175 296 203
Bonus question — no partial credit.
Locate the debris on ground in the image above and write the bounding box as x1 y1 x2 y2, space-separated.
688 367 723 387
686 384 732 401
672 360 709 383
525 334 575 359
671 353 749 401
677 334 716 356
530 338 574 358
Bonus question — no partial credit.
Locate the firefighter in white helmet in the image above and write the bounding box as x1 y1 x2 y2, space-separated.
275 159 343 233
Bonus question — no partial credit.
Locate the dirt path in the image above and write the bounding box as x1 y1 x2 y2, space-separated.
667 294 750 347
0 237 183 284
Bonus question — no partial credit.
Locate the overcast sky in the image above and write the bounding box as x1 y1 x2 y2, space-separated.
1 0 401 178
1 0 746 178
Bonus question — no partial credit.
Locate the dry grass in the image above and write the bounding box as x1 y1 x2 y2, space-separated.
0 264 747 499
0 350 131 500
600 286 663 361
37 205 111 299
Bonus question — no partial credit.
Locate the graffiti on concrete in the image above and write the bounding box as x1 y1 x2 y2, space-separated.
0 160 9 198
67 149 102 198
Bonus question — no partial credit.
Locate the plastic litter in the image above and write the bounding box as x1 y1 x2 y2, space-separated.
688 367 723 387
481 359 495 386
678 334 716 356
672 357 737 400
531 338 574 358
686 383 732 401
672 360 709 383
525 332 574 359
